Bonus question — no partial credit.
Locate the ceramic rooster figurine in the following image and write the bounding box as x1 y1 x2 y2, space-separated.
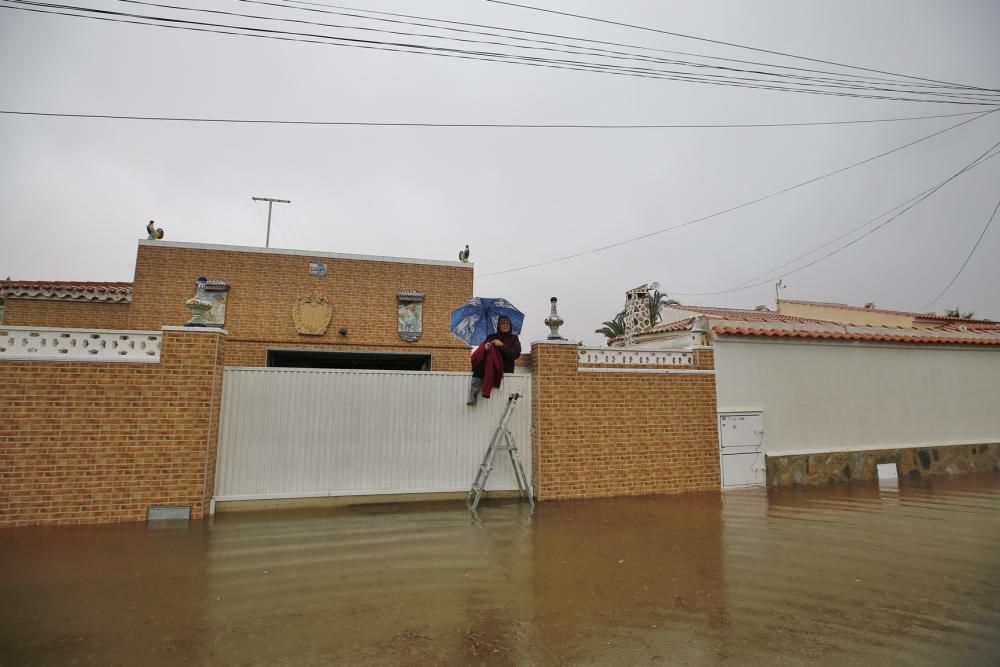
458 244 470 262
146 220 164 240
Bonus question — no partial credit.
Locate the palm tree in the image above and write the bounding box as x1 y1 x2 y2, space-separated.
945 307 975 319
648 289 680 325
595 310 626 340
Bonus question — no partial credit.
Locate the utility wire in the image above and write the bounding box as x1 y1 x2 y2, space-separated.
244 0 1000 102
5 2 998 106
4 1 989 105
920 195 1000 311
286 203 311 249
685 142 1000 297
681 147 1000 298
76 1 994 102
486 0 1000 93
281 0 990 93
276 203 308 248
482 108 998 276
1 109 992 128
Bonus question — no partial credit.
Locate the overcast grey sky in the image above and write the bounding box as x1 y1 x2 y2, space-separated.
1 0 998 344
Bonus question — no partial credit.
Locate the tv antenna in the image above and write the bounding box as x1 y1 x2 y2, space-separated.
251 196 291 248
775 279 787 304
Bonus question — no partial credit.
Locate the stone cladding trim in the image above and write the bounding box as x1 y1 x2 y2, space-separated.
766 443 1000 487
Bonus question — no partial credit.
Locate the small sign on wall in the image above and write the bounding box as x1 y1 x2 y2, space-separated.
309 261 327 277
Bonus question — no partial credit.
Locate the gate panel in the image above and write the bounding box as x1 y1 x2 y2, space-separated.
214 368 531 501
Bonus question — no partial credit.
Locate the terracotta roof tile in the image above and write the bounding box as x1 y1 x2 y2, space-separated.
663 304 835 324
712 326 1000 346
777 299 998 325
0 280 133 302
644 317 697 334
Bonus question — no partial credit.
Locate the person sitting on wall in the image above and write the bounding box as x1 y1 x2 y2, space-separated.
467 315 521 406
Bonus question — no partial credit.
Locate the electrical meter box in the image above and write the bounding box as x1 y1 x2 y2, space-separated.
719 412 764 451
719 411 765 487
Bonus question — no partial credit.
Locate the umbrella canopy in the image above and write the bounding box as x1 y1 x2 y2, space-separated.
450 297 525 347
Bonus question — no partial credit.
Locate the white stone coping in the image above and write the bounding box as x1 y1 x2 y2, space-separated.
1 325 160 336
161 325 229 335
138 240 471 269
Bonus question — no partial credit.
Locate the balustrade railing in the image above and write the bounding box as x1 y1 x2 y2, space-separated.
577 347 693 367
0 327 161 362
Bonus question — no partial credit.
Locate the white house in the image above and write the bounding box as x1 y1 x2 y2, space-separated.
612 299 1000 487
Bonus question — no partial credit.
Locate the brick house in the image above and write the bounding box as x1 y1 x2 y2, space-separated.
3 240 475 370
2 241 725 526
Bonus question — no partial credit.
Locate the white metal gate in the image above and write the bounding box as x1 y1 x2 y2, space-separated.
214 368 531 501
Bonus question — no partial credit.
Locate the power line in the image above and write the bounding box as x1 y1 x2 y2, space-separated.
5 2 998 106
920 195 1000 311
280 0 992 93
695 142 1000 296
285 202 311 249
2 108 993 128
485 0 1000 93
84 1 996 103
481 108 998 276
243 0 1000 102
680 147 1000 298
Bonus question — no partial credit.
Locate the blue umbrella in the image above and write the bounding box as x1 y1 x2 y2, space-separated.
450 297 525 347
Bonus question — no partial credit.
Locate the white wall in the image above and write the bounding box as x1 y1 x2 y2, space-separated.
714 339 1000 455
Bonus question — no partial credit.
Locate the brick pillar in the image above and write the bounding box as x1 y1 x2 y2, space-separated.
531 341 720 501
158 327 227 520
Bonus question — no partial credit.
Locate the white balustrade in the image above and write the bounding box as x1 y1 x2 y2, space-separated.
0 327 161 363
577 347 693 367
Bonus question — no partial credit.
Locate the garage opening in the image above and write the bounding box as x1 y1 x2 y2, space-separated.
266 349 432 371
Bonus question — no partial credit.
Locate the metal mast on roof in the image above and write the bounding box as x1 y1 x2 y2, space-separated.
251 196 291 248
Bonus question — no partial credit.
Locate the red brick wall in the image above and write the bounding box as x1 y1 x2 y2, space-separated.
531 343 720 500
0 329 225 527
129 243 473 371
3 299 131 329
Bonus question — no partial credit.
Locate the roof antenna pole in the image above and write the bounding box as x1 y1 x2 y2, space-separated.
775 279 786 307
252 197 291 248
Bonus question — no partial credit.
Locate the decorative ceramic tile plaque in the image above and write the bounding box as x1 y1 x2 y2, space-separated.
397 291 424 342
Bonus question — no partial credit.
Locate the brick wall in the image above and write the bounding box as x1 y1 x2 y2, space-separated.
129 242 473 371
3 299 131 329
531 343 720 500
0 329 225 527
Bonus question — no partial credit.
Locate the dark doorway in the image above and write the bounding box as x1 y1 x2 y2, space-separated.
266 349 432 371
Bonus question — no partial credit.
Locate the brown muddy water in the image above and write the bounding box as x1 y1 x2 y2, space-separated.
2 474 999 666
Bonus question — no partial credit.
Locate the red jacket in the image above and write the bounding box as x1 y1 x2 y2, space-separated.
470 343 505 399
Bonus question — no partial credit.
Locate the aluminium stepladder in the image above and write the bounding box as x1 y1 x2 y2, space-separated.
466 392 535 512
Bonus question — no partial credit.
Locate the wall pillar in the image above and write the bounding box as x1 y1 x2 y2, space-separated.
531 341 720 501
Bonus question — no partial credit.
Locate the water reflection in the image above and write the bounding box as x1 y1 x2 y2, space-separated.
1 474 998 665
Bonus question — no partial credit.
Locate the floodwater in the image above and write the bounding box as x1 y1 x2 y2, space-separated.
2 475 999 666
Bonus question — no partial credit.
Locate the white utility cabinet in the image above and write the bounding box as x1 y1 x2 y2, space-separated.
719 411 765 487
